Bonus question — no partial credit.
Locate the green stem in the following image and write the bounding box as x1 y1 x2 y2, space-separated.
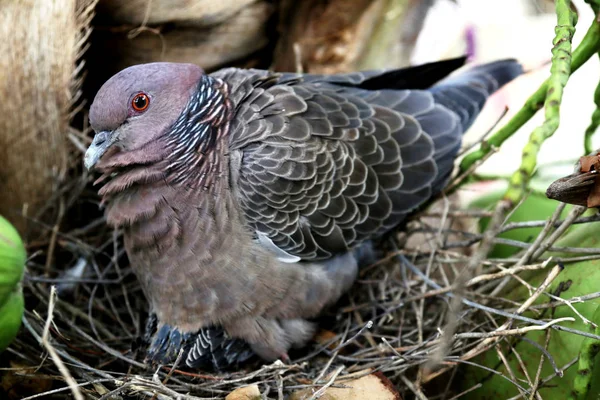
503 0 576 204
583 67 600 154
569 305 600 400
584 0 600 15
459 18 600 177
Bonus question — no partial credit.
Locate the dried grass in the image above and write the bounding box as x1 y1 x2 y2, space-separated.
0 0 96 232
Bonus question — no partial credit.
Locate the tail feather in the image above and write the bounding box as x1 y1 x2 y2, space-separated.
428 59 523 131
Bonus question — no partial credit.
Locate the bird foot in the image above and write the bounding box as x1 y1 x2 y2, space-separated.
185 326 255 370
280 352 291 364
145 323 193 366
140 315 256 370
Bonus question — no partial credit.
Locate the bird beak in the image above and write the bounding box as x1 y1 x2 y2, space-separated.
84 130 115 170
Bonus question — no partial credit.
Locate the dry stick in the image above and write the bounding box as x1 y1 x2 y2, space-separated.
133 376 218 400
466 262 549 286
519 202 568 266
68 322 147 368
510 346 537 395
21 316 116 381
496 345 533 400
528 290 600 311
446 358 532 395
529 329 553 400
307 366 345 400
454 317 574 339
463 264 563 357
458 107 509 156
400 374 429 400
20 379 115 400
500 211 600 232
520 336 562 376
41 286 84 400
494 262 592 329
419 264 566 383
424 199 512 371
26 279 118 340
447 383 483 400
531 205 587 261
443 145 499 194
489 203 566 298
543 292 595 327
278 374 284 400
494 264 536 297
398 254 598 338
44 199 65 276
505 357 580 400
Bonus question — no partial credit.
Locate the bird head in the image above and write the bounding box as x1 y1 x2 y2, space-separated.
84 62 203 171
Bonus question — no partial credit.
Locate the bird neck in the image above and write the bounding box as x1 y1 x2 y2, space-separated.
99 76 235 229
162 75 232 188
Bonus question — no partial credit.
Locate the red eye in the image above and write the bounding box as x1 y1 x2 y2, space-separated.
132 93 150 112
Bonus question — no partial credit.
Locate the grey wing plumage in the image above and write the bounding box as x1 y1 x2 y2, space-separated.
214 59 522 261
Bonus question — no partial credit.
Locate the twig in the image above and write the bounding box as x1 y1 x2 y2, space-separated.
529 329 552 400
520 336 562 377
490 203 565 297
496 345 531 400
41 286 84 400
20 378 114 400
463 264 564 358
308 366 345 400
425 200 511 370
531 205 587 261
455 317 574 339
400 374 429 400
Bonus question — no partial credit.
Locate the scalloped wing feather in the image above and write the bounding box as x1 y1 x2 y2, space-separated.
212 59 522 261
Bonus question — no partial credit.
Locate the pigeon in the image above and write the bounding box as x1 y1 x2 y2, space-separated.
84 57 522 369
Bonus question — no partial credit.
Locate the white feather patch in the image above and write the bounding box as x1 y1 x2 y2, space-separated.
256 232 301 263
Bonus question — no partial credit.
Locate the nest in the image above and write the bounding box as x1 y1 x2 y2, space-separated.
4 147 600 399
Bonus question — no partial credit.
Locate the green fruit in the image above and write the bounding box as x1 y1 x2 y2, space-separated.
0 215 26 307
460 222 600 399
0 286 24 353
0 215 26 353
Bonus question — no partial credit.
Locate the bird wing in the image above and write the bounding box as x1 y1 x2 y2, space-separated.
212 59 520 261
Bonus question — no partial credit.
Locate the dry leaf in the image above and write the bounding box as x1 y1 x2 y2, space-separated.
314 329 341 350
290 372 401 400
225 384 261 400
579 154 600 173
575 154 600 207
1 362 53 400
